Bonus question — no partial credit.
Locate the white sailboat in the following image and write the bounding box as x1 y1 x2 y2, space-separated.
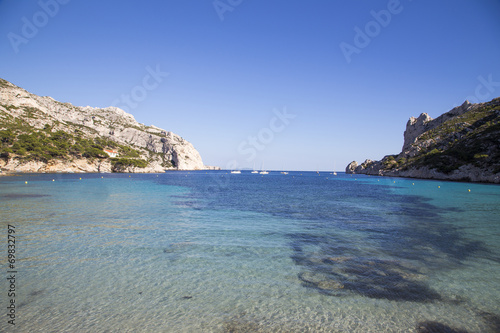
230 170 241 174
259 162 268 174
280 163 288 174
251 162 258 173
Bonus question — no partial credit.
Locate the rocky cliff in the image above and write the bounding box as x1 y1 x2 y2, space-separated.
0 78 206 173
346 98 500 183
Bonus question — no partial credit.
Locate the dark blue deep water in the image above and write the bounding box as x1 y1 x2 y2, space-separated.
1 171 499 332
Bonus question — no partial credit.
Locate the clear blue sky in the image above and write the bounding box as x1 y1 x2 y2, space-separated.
1 0 499 171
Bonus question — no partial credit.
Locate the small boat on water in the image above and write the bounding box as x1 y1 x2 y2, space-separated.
251 170 259 174
280 163 288 175
230 170 241 174
259 162 268 174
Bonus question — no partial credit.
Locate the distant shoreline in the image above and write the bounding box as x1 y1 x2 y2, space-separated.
352 172 500 185
2 170 500 185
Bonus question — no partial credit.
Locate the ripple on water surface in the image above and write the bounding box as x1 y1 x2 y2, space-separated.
0 172 499 332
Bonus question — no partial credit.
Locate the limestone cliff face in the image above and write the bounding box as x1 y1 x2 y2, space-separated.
402 113 433 155
402 101 473 156
346 161 358 174
0 78 205 172
346 98 500 183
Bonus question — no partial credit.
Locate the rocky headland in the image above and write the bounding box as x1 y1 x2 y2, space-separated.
346 98 500 183
0 78 213 173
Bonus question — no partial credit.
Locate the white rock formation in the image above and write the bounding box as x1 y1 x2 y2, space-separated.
0 78 206 172
402 100 472 155
345 99 500 183
345 161 358 174
403 113 433 154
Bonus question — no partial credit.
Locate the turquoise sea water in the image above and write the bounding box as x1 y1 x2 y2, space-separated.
1 171 499 332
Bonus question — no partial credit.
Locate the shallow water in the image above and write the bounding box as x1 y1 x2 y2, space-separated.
1 171 499 332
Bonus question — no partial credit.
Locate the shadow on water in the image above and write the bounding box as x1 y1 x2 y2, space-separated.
478 312 500 333
1 193 50 199
290 232 442 302
18 289 46 308
157 173 494 303
287 185 492 302
222 312 261 333
416 321 469 333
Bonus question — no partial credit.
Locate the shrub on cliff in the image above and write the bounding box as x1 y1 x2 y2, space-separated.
111 158 148 171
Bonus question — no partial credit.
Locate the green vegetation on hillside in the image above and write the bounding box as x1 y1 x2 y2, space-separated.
0 106 148 170
0 79 10 89
110 157 148 171
0 127 107 162
394 99 500 174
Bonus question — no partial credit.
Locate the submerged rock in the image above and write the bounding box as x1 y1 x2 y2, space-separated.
296 255 441 302
416 321 469 333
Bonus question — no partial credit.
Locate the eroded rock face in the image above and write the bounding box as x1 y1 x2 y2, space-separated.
402 100 473 155
0 78 205 172
345 161 358 174
345 98 500 183
0 157 113 173
403 113 433 154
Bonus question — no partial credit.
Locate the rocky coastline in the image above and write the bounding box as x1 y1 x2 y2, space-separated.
0 78 215 174
346 98 500 184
